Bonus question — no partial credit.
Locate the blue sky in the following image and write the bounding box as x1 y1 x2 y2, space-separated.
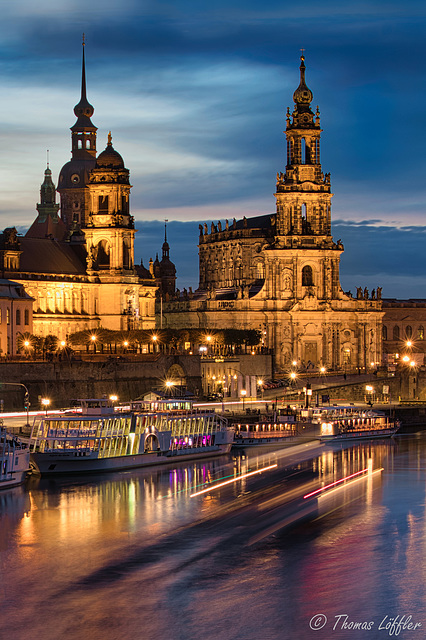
1 1 426 296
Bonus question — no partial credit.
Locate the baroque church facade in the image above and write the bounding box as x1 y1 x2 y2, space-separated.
163 56 383 371
0 44 168 345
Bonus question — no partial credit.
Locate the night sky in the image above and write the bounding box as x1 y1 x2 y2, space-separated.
1 1 426 296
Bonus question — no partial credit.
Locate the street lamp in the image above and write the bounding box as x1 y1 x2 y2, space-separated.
41 398 50 416
365 385 374 406
24 340 31 359
90 334 96 353
257 378 264 399
240 388 247 411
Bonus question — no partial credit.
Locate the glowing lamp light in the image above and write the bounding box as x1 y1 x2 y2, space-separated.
410 361 416 367
60 341 66 347
320 366 326 374
90 335 96 342
290 371 297 380
365 385 374 392
41 398 50 415
109 394 118 402
257 379 263 386
292 360 297 367
402 355 410 363
166 380 175 388
152 335 158 341
406 340 412 347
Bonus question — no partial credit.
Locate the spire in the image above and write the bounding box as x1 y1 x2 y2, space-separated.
288 53 317 130
40 164 56 206
162 219 170 259
293 54 313 106
70 36 97 160
73 36 95 122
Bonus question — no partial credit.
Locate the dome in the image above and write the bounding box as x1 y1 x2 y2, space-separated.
96 132 125 169
58 158 96 190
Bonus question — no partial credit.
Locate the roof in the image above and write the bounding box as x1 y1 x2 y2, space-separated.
19 237 86 275
26 214 68 242
0 279 33 300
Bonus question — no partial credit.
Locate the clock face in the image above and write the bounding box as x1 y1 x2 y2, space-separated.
71 174 80 184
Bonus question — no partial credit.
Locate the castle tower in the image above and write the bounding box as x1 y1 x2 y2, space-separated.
83 133 135 275
57 40 97 230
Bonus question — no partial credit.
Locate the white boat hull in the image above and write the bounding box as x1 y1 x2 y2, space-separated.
0 449 30 489
320 427 399 442
31 443 232 475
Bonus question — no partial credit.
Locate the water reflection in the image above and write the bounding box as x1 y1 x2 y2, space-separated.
0 436 425 640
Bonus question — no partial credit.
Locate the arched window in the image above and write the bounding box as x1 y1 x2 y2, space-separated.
405 326 412 339
24 309 29 325
418 326 424 340
96 240 110 269
393 326 400 340
302 265 313 286
382 325 388 340
16 309 21 325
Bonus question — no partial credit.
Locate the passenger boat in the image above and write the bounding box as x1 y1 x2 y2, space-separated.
232 415 300 447
29 398 234 476
317 406 400 441
0 426 30 489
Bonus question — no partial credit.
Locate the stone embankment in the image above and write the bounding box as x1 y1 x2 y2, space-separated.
0 355 201 410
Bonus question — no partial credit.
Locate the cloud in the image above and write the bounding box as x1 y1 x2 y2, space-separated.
1 0 426 298
133 219 426 299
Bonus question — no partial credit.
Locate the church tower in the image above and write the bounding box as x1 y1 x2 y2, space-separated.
273 54 341 301
57 40 97 230
275 54 332 240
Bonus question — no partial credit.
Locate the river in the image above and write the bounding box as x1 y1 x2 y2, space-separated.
0 434 425 640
